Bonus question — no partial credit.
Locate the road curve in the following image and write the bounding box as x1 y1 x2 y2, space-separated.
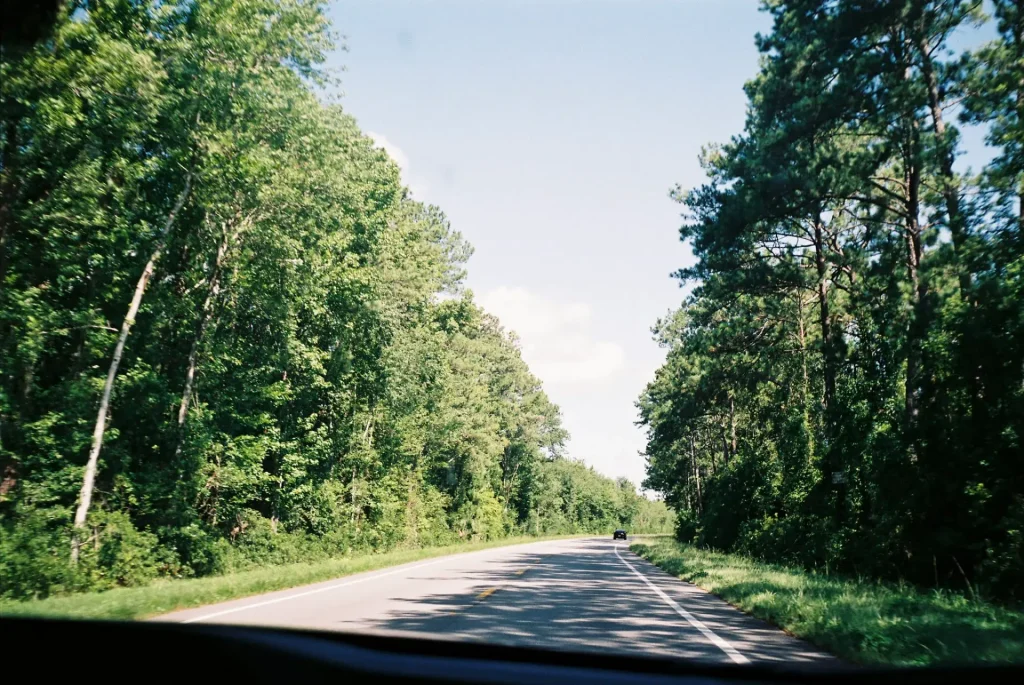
157 537 835 667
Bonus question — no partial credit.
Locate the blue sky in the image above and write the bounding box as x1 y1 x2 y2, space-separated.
324 1 993 488
324 0 771 487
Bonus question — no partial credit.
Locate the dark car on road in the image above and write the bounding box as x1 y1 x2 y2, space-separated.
613 529 627 540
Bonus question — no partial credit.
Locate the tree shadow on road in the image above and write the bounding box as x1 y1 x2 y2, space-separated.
335 539 836 668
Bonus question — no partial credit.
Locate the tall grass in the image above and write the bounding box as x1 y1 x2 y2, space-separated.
631 539 1024 667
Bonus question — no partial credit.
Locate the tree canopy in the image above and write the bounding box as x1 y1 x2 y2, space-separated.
640 0 1024 601
0 0 671 599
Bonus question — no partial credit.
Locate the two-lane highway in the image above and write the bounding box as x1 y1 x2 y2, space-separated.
158 538 834 667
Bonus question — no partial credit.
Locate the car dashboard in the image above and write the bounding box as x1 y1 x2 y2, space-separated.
3 617 1019 685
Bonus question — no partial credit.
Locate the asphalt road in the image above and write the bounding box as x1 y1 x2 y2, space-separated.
158 537 835 667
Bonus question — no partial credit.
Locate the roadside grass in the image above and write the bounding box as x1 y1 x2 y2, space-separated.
631 539 1024 667
0 534 588 621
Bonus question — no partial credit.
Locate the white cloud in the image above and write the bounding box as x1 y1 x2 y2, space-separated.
367 132 428 198
479 286 625 385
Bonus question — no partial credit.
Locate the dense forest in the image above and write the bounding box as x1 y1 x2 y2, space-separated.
0 0 671 600
640 0 1024 600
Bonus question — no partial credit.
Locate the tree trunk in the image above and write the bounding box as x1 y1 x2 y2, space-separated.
796 289 818 462
1015 2 1024 234
708 426 717 476
0 117 19 294
721 417 730 466
729 394 737 456
690 433 702 515
173 224 230 459
891 34 929 447
71 169 194 562
904 127 926 447
502 457 522 515
917 34 972 300
797 290 809 404
684 463 692 513
406 475 419 546
350 465 357 525
813 218 836 409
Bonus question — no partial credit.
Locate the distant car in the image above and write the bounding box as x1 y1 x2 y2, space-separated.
613 529 627 540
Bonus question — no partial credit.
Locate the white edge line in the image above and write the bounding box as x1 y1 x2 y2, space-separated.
179 556 454 624
613 544 749 665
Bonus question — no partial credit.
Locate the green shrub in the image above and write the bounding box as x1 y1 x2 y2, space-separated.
159 523 227 577
0 508 80 599
0 508 182 599
92 510 182 587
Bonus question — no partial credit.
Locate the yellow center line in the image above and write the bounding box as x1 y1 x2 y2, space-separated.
475 562 535 603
